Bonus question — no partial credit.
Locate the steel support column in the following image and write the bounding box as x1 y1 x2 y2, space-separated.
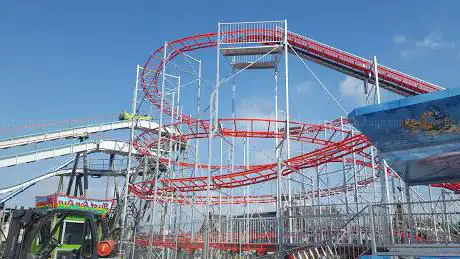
120 64 141 255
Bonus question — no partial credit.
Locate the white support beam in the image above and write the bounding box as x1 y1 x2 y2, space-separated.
0 120 177 150
0 140 157 168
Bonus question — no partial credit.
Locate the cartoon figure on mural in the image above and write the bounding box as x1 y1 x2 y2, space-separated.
402 105 459 135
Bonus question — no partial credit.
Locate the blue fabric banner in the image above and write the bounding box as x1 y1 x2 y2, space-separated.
349 88 460 185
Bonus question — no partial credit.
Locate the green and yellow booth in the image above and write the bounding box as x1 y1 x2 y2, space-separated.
33 194 115 258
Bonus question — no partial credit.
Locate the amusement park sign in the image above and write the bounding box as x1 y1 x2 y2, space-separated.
350 88 460 185
35 194 114 215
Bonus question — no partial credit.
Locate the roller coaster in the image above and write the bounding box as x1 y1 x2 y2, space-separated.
1 20 459 259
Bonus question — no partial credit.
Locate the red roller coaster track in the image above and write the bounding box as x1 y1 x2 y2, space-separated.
130 118 382 199
130 27 459 202
131 176 376 205
140 29 444 124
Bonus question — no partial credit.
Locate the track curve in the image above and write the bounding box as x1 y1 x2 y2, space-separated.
131 27 451 200
141 29 443 124
131 118 372 193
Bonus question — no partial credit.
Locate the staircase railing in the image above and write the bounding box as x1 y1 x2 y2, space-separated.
259 205 372 258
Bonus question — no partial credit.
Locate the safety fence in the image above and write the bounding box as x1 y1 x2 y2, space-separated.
123 199 460 258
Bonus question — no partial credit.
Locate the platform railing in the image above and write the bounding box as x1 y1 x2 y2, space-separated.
283 199 460 247
218 20 285 45
279 199 460 257
373 199 460 248
127 198 460 257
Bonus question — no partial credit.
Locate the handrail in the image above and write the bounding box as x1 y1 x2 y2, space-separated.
257 205 370 258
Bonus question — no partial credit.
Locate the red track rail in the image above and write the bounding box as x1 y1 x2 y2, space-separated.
131 177 376 205
431 183 460 194
131 124 371 193
132 26 458 200
141 29 444 124
135 237 276 255
134 118 372 159
286 31 444 96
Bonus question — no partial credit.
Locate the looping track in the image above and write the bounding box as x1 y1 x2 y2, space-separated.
130 27 455 202
130 117 373 195
131 177 376 205
140 29 444 125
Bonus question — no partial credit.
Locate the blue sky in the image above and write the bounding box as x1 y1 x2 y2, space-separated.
1 1 459 126
1 1 460 206
0 1 460 123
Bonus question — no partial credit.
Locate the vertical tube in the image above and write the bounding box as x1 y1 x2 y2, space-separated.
191 59 202 242
162 91 176 254
441 190 452 243
398 178 404 203
363 79 369 102
380 159 394 245
351 130 361 243
119 64 140 255
314 116 321 242
149 43 168 259
351 130 359 211
83 153 89 197
324 123 333 237
369 204 377 254
428 186 438 241
274 67 283 256
226 70 236 244
380 160 391 202
340 117 350 214
245 132 250 245
316 166 322 242
390 173 397 203
106 154 115 199
374 56 394 245
240 138 248 254
219 137 223 242
370 147 377 202
373 56 381 104
283 18 293 246
204 22 221 259
405 185 415 243
66 152 81 196
131 227 138 259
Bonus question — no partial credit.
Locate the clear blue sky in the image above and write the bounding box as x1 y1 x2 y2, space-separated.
1 1 459 206
1 1 459 125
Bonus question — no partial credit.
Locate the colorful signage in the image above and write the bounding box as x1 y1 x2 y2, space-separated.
35 194 114 215
349 88 460 185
